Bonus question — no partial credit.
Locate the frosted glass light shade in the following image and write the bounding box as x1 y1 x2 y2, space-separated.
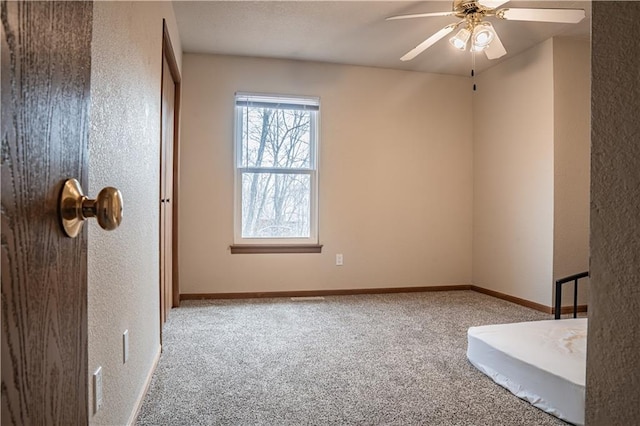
472 25 494 51
449 28 471 51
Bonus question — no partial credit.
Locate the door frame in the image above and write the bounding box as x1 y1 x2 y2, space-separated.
160 19 181 328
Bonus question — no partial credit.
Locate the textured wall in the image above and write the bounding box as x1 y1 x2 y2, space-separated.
587 2 640 423
88 2 181 424
472 40 556 307
180 54 473 294
552 37 591 305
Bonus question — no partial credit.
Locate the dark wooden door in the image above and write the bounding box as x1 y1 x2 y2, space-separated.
159 21 181 330
160 54 175 325
1 1 92 424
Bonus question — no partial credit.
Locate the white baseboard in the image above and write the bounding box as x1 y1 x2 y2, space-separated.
127 345 162 426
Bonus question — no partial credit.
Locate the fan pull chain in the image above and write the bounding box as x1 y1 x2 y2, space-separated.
471 50 477 92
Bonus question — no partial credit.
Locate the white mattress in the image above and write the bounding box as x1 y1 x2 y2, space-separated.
467 318 587 425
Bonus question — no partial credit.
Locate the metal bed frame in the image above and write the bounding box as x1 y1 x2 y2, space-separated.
554 271 589 319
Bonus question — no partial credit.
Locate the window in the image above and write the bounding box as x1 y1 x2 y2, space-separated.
233 93 320 250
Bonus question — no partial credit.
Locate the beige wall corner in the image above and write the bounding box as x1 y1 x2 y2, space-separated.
552 37 591 306
472 39 556 307
179 55 473 294
88 2 182 424
587 2 640 423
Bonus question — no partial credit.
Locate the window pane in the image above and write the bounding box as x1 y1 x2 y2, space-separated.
240 107 311 169
241 172 311 238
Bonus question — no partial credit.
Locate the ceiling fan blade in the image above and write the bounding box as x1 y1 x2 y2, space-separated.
400 23 459 61
478 0 508 9
484 25 507 60
386 11 454 21
497 8 585 24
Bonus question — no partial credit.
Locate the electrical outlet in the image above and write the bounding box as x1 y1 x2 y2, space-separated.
123 329 129 364
93 366 103 413
336 253 344 266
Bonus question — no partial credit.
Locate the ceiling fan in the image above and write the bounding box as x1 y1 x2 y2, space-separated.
387 0 586 62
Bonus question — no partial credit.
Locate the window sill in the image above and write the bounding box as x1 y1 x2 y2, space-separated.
229 244 323 254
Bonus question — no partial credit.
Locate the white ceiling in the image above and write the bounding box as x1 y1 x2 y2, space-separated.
173 0 591 76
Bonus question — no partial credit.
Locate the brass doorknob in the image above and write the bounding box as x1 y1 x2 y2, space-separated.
59 178 123 238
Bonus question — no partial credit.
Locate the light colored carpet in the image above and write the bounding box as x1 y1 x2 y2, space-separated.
136 290 567 425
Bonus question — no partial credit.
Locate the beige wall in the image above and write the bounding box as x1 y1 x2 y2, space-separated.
180 54 473 294
472 40 556 307
587 2 640 423
88 2 182 424
473 37 590 308
552 37 591 305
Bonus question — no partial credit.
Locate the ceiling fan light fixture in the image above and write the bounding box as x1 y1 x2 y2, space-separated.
449 28 471 50
389 1 585 63
472 25 494 51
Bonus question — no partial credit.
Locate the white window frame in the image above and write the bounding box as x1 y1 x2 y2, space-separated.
233 92 320 246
